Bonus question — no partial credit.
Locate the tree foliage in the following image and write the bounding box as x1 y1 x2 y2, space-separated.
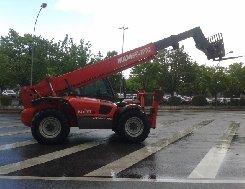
127 47 198 95
0 29 92 88
127 46 244 98
225 63 245 97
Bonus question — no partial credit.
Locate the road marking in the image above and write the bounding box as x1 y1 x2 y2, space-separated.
188 122 239 179
84 120 214 177
0 130 101 151
0 140 37 151
0 129 31 137
0 175 245 184
0 141 104 175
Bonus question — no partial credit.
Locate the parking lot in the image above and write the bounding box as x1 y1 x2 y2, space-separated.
0 111 244 189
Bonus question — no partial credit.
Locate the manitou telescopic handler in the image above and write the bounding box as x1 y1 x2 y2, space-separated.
21 27 225 144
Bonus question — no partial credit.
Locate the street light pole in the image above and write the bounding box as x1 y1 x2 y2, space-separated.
30 3 47 86
119 26 128 53
118 26 128 96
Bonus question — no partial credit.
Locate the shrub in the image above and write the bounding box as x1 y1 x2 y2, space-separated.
0 95 12 106
241 99 245 106
230 98 245 106
191 95 208 106
168 96 182 106
211 100 222 106
181 99 191 105
230 98 240 106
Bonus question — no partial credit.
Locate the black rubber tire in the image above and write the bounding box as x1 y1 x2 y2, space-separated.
118 109 150 143
31 109 70 144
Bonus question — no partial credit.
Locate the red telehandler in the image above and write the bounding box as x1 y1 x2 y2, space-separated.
21 27 225 144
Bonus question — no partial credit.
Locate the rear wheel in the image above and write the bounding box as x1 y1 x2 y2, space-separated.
31 109 70 144
118 109 150 142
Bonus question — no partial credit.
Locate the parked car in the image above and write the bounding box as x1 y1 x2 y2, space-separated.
182 96 192 102
218 97 230 103
125 93 137 100
1 90 17 97
117 93 124 99
206 98 213 104
163 95 170 102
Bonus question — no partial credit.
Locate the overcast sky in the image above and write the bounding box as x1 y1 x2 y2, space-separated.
0 0 244 76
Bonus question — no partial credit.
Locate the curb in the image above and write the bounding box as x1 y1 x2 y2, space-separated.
0 106 244 114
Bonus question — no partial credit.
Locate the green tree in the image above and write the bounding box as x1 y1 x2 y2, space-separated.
226 62 245 97
205 66 227 100
0 29 33 86
127 47 195 96
168 47 196 96
192 65 212 96
0 29 92 87
127 50 167 92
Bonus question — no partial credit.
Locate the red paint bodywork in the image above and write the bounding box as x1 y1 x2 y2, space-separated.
21 107 36 127
68 97 117 119
21 96 118 127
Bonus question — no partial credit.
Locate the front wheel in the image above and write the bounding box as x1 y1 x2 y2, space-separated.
118 110 150 142
31 109 70 144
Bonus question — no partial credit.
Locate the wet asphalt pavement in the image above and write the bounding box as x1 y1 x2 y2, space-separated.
0 111 244 189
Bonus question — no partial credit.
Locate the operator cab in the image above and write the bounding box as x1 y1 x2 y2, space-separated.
75 79 136 107
76 79 115 101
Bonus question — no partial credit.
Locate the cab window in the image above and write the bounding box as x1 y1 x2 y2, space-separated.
78 80 114 100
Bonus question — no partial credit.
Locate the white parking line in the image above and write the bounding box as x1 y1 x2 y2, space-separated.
188 122 239 179
84 120 214 177
0 130 100 151
0 129 31 137
0 140 37 151
0 141 104 175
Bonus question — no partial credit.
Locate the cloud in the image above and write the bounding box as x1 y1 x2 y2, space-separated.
54 0 245 67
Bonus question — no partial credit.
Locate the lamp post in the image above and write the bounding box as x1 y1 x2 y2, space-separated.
30 3 47 86
118 26 128 53
118 26 128 96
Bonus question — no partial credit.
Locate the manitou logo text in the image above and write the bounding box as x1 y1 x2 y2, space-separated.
78 109 92 114
117 46 152 64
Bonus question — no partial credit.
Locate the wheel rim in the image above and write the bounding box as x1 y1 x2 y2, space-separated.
39 117 62 138
125 117 144 138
